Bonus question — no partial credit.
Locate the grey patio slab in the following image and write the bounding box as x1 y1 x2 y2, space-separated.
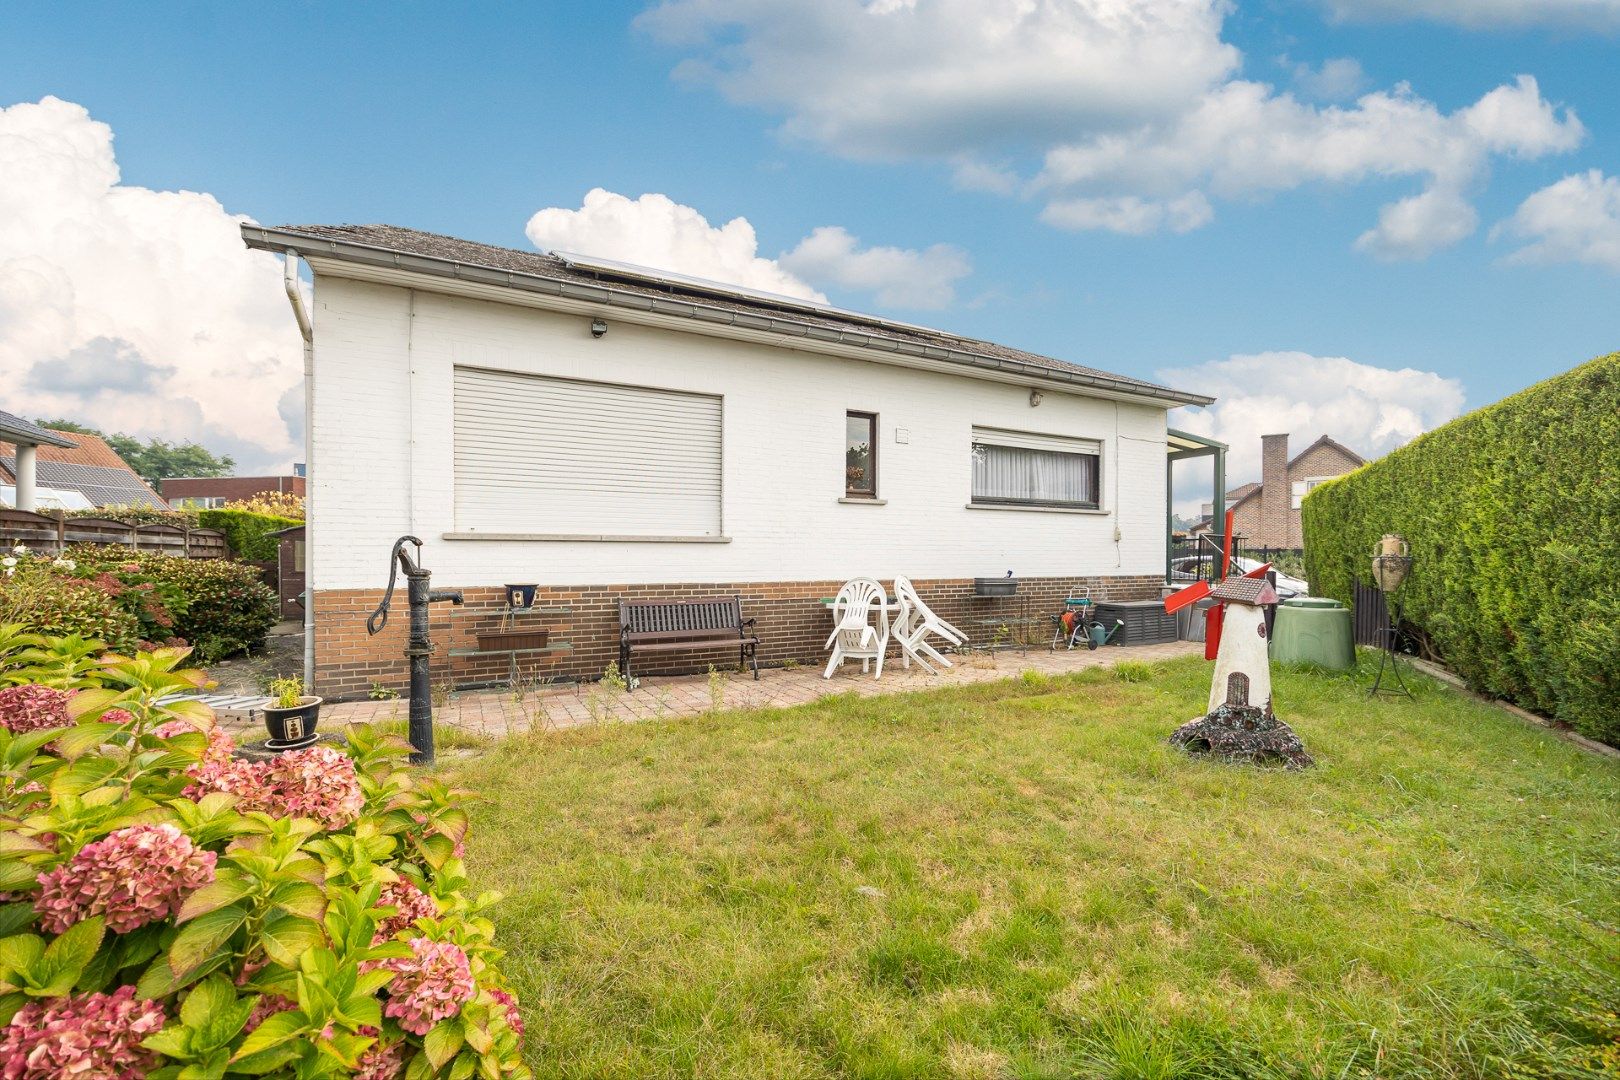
310 640 1201 740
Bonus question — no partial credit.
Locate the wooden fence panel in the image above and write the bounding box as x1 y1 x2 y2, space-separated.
0 516 232 560
0 510 64 551
184 530 227 559
134 523 188 557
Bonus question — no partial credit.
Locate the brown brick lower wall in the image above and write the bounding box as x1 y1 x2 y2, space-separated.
311 574 1168 699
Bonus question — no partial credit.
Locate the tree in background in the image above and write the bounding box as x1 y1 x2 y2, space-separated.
32 419 235 481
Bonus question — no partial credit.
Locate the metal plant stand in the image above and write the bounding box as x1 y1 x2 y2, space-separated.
1369 549 1414 699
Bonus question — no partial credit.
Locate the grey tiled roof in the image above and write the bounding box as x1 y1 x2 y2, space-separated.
245 223 1213 406
0 411 76 449
1211 576 1279 606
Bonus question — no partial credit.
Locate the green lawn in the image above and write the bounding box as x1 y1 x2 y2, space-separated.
451 655 1620 1079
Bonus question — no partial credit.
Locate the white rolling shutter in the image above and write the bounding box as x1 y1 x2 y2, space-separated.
453 367 722 536
971 427 1101 456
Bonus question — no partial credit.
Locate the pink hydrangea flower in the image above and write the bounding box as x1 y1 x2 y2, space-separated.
489 987 524 1040
353 1030 407 1080
34 823 216 934
159 722 236 768
173 727 268 806
373 878 437 943
0 984 165 1080
184 756 267 807
0 685 71 735
243 992 295 1034
262 746 364 830
374 938 476 1036
181 743 362 831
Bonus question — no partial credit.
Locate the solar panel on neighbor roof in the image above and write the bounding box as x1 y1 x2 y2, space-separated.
0 458 163 509
551 250 944 336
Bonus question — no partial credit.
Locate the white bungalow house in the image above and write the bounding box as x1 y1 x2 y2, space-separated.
241 224 1220 697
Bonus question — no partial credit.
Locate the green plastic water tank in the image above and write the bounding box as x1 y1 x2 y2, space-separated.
1270 597 1354 670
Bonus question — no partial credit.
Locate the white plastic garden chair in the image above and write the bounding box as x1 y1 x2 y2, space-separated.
823 577 890 679
892 576 968 674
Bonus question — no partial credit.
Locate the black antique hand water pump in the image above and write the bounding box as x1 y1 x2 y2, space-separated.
366 536 463 764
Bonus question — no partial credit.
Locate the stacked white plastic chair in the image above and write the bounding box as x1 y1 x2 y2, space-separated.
892 576 968 674
823 577 890 679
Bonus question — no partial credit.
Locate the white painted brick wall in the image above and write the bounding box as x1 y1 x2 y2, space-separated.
311 275 1170 589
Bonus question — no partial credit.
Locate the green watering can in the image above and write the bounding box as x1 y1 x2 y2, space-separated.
1089 619 1124 649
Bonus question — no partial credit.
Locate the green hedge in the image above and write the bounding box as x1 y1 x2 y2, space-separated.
45 546 280 662
1303 352 1620 745
197 508 299 561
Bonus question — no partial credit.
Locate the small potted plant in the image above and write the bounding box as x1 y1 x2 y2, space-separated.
262 676 321 748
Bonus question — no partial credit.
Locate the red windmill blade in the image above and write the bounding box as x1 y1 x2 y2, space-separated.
1163 510 1273 660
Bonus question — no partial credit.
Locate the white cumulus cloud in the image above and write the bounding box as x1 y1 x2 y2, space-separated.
0 96 303 473
1320 0 1620 31
779 226 969 308
526 188 972 309
526 189 825 301
636 0 1239 160
1494 169 1620 271
1159 351 1466 512
1036 75 1582 255
639 1 1585 256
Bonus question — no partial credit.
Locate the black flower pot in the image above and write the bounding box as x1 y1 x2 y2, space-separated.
505 583 539 609
262 696 322 750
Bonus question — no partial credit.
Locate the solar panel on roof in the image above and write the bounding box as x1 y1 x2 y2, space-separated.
551 250 943 337
0 457 163 509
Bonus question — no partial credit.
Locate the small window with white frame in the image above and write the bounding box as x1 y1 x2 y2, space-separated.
1291 477 1334 509
970 427 1102 510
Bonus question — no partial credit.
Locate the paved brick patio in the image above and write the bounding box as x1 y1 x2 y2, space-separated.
221 640 1199 741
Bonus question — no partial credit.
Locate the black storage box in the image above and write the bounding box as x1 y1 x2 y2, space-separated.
1095 600 1179 645
973 577 1019 596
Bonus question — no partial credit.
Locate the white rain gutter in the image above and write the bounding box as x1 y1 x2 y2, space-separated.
283 251 315 689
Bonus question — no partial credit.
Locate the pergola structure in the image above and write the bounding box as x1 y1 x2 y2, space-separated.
0 411 78 513
1166 428 1228 582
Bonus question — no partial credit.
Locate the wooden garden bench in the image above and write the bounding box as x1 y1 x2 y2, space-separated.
618 596 760 683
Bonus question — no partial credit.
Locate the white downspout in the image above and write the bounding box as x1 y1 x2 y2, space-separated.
14 444 36 513
283 251 316 690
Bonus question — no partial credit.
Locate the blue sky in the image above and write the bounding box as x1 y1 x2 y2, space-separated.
0 2 1616 489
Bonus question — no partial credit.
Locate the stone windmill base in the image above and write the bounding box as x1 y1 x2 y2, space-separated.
1169 703 1315 770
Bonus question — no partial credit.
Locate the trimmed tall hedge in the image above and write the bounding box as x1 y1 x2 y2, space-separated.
1303 351 1620 745
196 508 299 561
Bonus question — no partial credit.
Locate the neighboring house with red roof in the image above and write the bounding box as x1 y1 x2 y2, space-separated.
0 426 167 511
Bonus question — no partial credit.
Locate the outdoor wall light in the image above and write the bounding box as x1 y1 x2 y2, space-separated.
1029 389 1044 407
590 318 607 338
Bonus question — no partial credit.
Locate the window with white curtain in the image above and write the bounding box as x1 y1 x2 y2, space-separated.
970 427 1101 509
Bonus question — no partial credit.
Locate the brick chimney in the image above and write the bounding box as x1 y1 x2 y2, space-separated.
1258 433 1289 548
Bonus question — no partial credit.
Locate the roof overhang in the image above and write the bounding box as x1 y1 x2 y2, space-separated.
1167 428 1227 459
244 225 1216 410
0 423 76 450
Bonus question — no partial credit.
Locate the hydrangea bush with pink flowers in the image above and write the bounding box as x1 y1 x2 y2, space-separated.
0 644 529 1078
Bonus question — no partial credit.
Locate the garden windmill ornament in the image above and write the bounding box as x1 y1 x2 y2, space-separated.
1163 510 1314 769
